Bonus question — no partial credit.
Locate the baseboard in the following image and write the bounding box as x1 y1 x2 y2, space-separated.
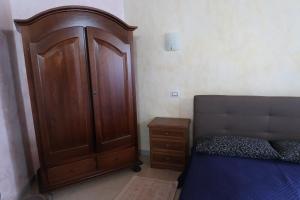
18 175 36 199
139 150 150 156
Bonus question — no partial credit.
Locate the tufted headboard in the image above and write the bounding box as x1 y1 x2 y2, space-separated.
193 95 300 144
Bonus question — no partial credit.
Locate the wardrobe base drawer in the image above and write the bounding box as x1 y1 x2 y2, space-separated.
47 158 97 185
97 147 136 171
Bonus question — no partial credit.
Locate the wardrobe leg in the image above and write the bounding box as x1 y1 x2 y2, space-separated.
131 163 142 172
44 192 53 200
136 159 143 166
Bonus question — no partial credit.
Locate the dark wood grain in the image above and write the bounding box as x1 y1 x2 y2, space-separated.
97 147 136 171
29 27 94 166
151 138 185 152
15 6 138 192
47 158 97 185
87 27 136 152
148 117 191 129
14 6 137 31
148 117 190 171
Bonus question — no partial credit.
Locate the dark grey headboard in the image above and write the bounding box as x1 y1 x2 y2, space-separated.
194 95 300 144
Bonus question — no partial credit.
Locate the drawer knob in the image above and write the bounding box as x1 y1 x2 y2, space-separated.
166 144 170 148
165 157 171 161
165 132 169 135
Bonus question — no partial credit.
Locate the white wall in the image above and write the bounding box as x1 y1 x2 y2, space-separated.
10 0 124 19
124 0 300 151
10 0 125 174
0 0 29 199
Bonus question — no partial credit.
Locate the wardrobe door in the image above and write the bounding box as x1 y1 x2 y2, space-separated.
30 27 94 166
87 27 136 152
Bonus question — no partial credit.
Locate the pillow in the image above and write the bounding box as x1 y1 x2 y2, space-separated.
196 135 280 160
271 140 300 163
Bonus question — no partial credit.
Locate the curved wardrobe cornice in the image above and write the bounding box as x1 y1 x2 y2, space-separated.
15 5 137 30
15 6 137 42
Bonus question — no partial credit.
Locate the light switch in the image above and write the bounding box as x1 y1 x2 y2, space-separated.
170 90 180 97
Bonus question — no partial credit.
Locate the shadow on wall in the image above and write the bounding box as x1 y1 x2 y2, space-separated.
0 29 33 195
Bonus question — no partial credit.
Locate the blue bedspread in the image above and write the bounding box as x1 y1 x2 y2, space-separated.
180 152 300 200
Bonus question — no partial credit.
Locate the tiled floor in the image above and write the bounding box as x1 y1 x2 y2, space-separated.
25 157 181 200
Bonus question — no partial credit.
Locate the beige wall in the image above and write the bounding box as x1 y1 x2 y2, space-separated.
0 0 30 199
124 0 300 151
10 0 124 19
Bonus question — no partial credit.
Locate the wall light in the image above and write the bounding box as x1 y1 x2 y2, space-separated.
165 32 181 51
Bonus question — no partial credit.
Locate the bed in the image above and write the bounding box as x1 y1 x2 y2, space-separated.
180 95 300 200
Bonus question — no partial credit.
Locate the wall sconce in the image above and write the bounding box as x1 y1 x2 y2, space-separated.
165 32 181 51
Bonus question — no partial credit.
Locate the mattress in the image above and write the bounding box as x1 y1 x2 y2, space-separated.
180 152 300 200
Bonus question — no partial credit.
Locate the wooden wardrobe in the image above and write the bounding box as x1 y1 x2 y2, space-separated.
15 6 140 192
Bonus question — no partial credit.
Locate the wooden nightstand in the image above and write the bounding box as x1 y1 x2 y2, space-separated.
148 117 191 171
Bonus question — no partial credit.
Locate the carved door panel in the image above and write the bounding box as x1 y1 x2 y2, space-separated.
87 27 136 152
30 27 94 166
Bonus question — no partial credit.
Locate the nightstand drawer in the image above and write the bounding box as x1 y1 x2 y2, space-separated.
151 130 184 138
151 152 185 165
151 139 185 152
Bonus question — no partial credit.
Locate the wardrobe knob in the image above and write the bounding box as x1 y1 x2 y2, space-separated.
93 91 97 95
